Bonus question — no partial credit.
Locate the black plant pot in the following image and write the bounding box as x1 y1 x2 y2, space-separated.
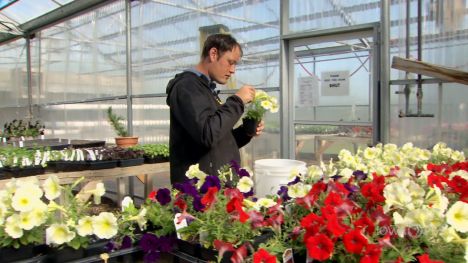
144 156 169 164
44 247 86 263
176 239 200 257
0 244 36 262
87 160 118 170
118 158 145 167
0 167 4 179
5 165 45 177
243 118 259 136
199 246 232 262
54 160 89 172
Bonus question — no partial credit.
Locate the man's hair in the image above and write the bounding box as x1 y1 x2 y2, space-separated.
201 33 243 59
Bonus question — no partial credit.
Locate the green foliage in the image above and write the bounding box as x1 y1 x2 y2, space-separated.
2 119 45 139
244 90 278 122
144 198 176 237
130 144 169 158
106 107 129 137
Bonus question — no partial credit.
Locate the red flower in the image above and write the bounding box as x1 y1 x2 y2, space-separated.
253 248 277 263
226 197 249 223
428 173 449 189
324 192 344 207
230 244 248 263
417 254 444 263
173 198 187 211
148 190 156 200
300 213 324 235
354 214 375 235
214 239 234 259
305 234 334 261
448 176 467 193
201 186 218 209
343 229 368 254
359 244 382 263
326 217 347 237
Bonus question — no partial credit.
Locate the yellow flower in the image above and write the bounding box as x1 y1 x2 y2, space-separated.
260 100 272 110
242 199 257 210
440 226 462 243
43 175 61 200
393 212 411 238
46 224 76 245
237 176 253 193
19 211 36 230
5 214 23 238
446 201 468 233
256 198 276 209
338 168 353 183
11 191 42 212
77 216 94 237
185 164 206 180
92 212 118 239
306 165 323 182
288 183 310 198
363 147 381 160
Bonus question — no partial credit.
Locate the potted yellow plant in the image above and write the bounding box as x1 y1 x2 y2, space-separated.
243 90 278 136
106 107 138 148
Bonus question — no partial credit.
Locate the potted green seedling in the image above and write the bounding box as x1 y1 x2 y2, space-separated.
106 107 138 148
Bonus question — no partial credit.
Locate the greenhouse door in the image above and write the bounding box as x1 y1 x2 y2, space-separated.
281 23 380 164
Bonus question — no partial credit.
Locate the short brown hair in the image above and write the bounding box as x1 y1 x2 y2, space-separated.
201 33 243 59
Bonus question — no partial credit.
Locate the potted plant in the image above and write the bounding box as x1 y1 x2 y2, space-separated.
106 107 138 148
243 90 279 136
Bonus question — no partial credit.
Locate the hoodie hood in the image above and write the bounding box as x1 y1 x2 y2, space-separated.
166 71 208 106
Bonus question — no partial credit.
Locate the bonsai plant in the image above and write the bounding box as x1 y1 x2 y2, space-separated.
106 107 138 148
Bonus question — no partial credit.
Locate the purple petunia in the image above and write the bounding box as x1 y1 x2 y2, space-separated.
156 188 171 205
353 170 367 180
230 160 241 173
120 235 132 249
174 181 199 197
192 195 205 212
287 176 301 185
140 233 159 253
238 168 251 178
144 251 160 263
200 175 221 193
157 236 176 253
277 185 291 201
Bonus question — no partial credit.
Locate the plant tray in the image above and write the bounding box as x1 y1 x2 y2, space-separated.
4 165 45 177
87 160 118 170
144 156 169 164
118 158 145 167
70 139 106 149
53 161 89 172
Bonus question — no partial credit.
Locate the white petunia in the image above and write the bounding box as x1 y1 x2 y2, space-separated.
77 216 94 236
287 168 301 182
93 183 106 205
121 196 133 210
185 164 207 180
425 187 449 214
92 212 118 239
237 176 254 193
46 224 76 245
19 211 36 230
0 203 7 225
363 147 381 160
287 183 310 198
440 226 461 243
306 165 323 182
133 208 147 230
446 201 468 233
43 175 61 200
5 214 23 238
449 170 468 180
11 191 42 212
338 168 353 183
256 198 276 209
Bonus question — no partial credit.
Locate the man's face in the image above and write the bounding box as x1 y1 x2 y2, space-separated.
208 46 241 85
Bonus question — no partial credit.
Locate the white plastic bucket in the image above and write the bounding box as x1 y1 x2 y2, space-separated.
254 159 307 197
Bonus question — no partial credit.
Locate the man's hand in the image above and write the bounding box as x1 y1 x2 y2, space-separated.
235 85 256 104
255 120 265 136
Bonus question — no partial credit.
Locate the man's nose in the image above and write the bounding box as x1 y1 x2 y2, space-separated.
229 64 236 73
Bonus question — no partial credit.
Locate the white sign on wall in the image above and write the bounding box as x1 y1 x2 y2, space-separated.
321 71 350 96
297 76 319 107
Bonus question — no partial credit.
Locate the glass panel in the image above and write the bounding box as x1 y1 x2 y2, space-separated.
132 97 170 144
34 1 126 104
295 124 372 165
2 0 59 24
288 0 380 34
39 100 127 143
0 38 28 107
293 40 372 122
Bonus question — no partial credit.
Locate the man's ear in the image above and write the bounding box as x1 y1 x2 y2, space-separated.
209 47 218 62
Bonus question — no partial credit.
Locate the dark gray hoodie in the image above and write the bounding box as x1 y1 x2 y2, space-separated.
166 71 252 184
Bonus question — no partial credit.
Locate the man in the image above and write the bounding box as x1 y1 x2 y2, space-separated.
166 33 264 184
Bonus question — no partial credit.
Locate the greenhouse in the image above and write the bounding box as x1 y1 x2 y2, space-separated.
0 0 466 262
